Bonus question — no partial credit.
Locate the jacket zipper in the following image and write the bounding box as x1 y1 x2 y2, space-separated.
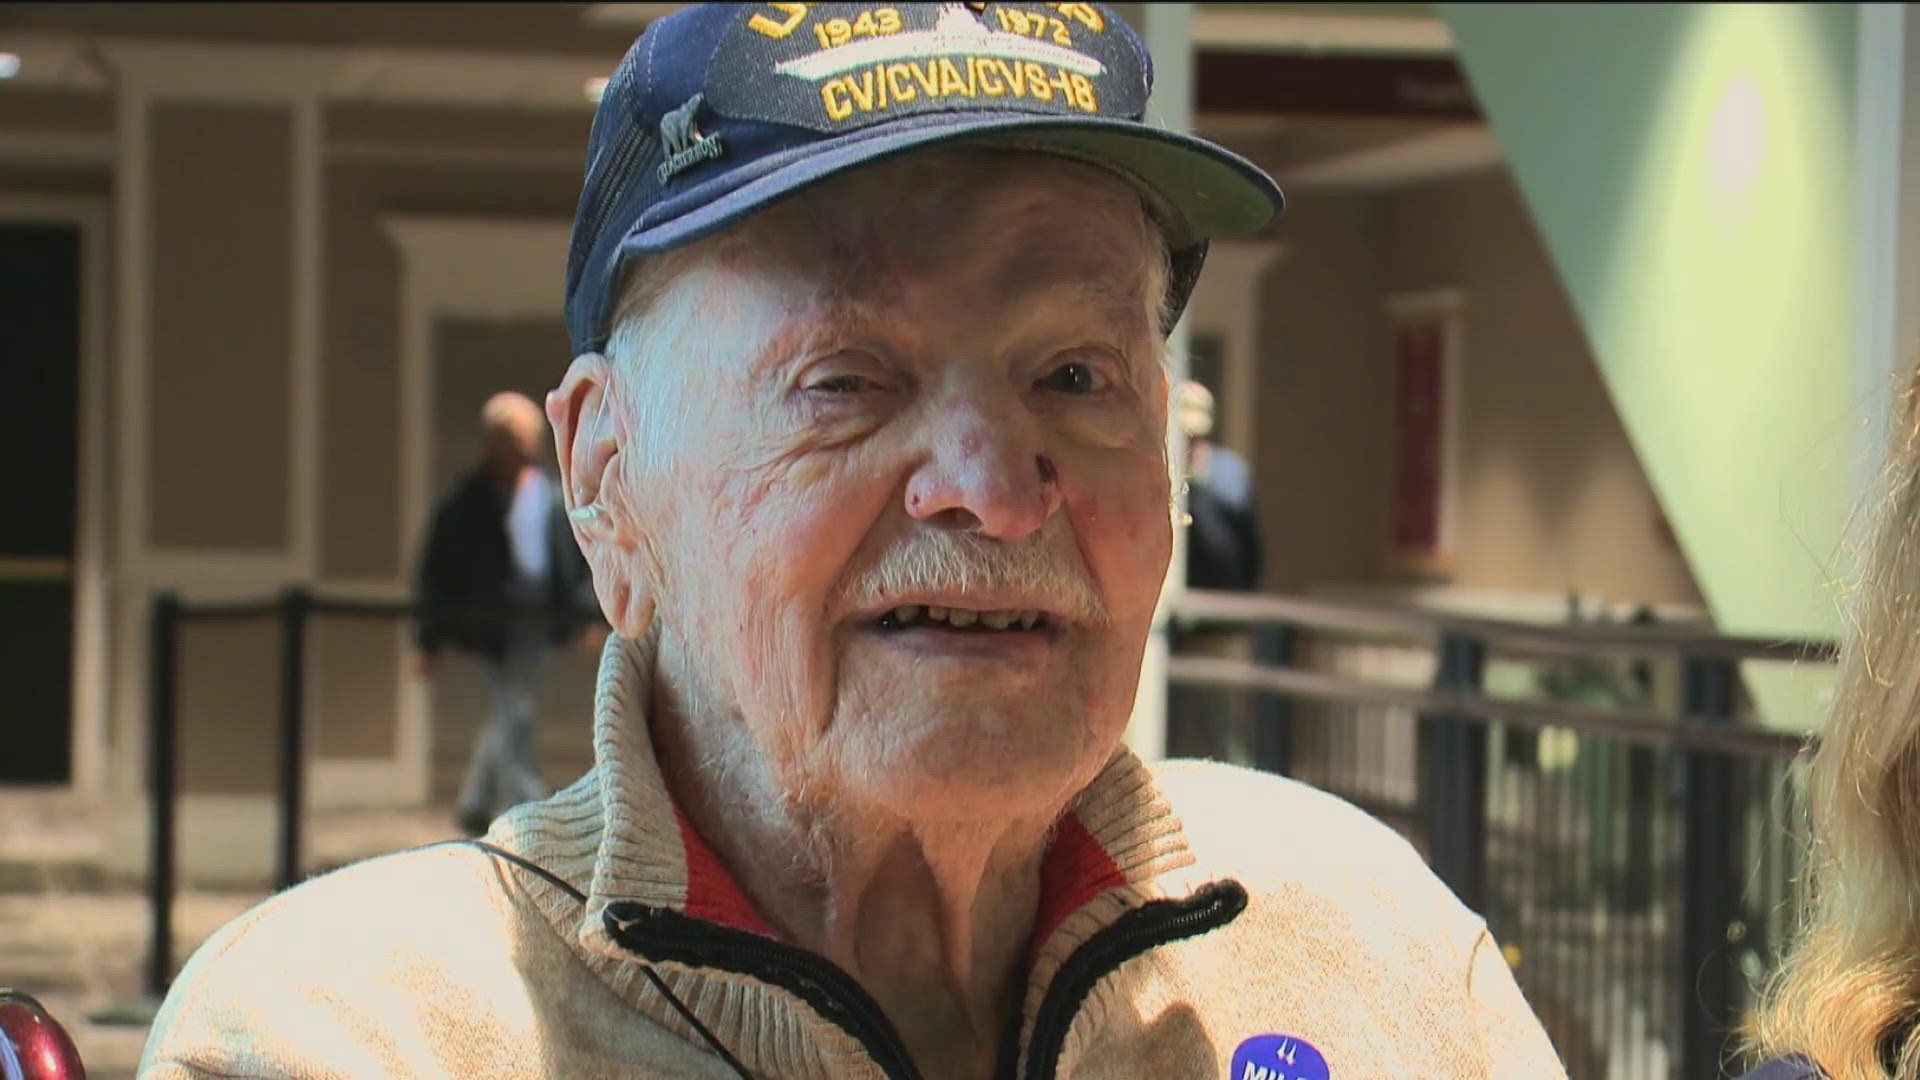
607 878 1248 1080
605 902 926 1079
1020 880 1249 1080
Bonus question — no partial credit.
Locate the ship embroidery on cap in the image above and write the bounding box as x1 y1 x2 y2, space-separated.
763 4 1108 125
658 93 725 181
773 4 1104 81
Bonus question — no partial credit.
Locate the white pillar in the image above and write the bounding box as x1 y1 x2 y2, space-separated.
96 40 330 880
1125 2 1196 763
1853 3 1920 517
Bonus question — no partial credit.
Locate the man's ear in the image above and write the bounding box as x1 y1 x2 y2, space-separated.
548 353 654 639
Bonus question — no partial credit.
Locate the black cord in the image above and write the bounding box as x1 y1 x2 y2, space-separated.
441 838 586 903
638 965 756 1080
420 839 755 1079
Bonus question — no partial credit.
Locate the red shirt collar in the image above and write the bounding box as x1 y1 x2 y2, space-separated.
673 803 1124 960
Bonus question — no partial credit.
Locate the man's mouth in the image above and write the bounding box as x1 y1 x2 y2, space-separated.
874 605 1051 633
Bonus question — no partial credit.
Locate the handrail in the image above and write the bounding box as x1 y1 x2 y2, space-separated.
138 584 1819 1009
169 596 600 622
1167 656 1812 759
187 589 1840 666
307 596 601 621
138 589 604 993
1171 589 1839 664
139 583 1818 1076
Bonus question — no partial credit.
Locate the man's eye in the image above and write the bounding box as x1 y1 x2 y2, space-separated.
1036 361 1107 394
807 373 882 394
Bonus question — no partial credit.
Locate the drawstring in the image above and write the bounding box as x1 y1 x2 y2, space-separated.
638 966 755 1079
437 839 585 903
426 839 756 1080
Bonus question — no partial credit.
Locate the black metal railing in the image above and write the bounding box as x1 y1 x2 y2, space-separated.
1167 589 1829 1080
137 584 1829 1080
137 587 599 1000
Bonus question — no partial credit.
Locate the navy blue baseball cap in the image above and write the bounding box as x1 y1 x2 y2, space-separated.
564 1 1286 357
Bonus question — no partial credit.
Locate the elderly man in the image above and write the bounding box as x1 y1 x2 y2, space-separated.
141 5 1563 1079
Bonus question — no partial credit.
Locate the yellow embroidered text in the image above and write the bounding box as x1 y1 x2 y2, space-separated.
994 7 1074 47
813 7 904 48
819 57 1098 120
1043 2 1105 33
748 2 818 40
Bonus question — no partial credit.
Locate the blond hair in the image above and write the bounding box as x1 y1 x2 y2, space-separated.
1749 377 1920 1078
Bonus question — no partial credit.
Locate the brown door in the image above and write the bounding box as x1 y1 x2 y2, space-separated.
0 222 81 784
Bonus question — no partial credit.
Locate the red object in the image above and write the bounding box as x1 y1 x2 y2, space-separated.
674 800 1128 972
674 804 774 936
1027 815 1125 964
0 990 85 1080
1197 52 1482 120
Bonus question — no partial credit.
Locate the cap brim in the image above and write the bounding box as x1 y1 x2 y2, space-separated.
618 111 1284 259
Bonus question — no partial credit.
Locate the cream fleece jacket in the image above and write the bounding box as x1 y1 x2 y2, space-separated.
140 637 1566 1079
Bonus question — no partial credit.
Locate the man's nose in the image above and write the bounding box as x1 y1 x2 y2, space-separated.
904 408 1062 541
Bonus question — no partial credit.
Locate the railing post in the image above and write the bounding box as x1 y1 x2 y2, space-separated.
1250 622 1294 775
1679 654 1742 1080
145 590 181 999
1420 632 1488 911
275 585 310 892
1622 741 1657 912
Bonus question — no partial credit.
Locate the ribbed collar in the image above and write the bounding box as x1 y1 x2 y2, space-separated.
496 634 1210 1079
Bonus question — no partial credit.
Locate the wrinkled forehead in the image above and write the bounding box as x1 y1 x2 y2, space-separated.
712 149 1165 321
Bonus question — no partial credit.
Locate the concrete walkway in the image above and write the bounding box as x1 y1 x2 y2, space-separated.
0 788 473 1080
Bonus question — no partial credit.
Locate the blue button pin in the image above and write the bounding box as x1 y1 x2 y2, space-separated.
1230 1033 1330 1080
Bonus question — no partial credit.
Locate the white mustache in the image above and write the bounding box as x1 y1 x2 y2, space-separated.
839 527 1109 627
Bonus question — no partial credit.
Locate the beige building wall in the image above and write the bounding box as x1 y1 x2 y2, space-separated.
0 85 111 136
0 163 109 197
1255 193 1396 593
0 80 598 819
320 105 589 584
315 132 585 764
148 104 294 554
318 164 406 584
143 103 296 796
1253 169 1704 612
1383 168 1704 608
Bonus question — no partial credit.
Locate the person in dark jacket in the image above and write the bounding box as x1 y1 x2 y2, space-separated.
1177 379 1263 592
1167 379 1268 763
415 391 595 835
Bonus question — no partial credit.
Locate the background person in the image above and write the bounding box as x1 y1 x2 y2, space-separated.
1178 378 1263 592
413 390 595 835
1167 378 1268 763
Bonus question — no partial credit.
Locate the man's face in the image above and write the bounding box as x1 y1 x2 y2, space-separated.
633 158 1172 822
